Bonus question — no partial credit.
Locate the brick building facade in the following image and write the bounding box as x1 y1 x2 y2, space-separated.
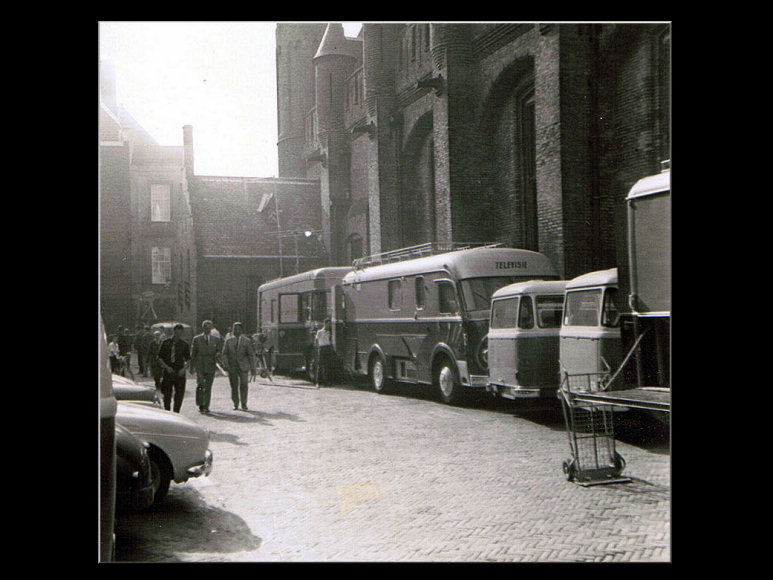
188 175 323 335
99 62 198 336
101 22 670 336
276 22 671 280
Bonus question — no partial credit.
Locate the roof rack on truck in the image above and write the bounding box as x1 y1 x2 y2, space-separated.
352 242 502 270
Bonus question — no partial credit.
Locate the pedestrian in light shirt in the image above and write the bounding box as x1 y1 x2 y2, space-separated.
314 319 335 385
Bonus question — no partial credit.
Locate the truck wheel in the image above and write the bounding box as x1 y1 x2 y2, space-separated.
436 358 462 405
370 355 391 394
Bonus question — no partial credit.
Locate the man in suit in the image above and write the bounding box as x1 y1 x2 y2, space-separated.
148 330 164 392
157 323 191 413
221 322 257 411
190 320 223 414
139 326 153 377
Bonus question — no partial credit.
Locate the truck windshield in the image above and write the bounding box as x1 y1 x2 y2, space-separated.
536 295 564 328
461 277 519 311
563 289 601 327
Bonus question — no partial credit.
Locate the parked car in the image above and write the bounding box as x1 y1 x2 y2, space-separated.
116 401 213 506
112 374 160 405
100 318 117 561
150 321 193 342
115 424 155 513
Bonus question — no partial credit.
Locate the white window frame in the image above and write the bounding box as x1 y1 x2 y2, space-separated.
151 183 171 222
152 247 171 285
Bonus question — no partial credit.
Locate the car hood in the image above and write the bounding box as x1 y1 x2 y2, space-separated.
116 402 206 438
113 383 157 402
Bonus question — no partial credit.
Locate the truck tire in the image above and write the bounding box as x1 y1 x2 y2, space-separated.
370 354 391 394
435 357 462 405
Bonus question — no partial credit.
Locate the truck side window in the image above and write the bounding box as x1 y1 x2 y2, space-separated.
602 287 620 327
438 282 458 314
518 296 534 329
415 276 425 310
388 279 402 310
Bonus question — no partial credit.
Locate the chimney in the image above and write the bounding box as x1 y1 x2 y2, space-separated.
183 125 194 178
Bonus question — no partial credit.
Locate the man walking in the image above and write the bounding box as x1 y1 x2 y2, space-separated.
222 322 257 411
190 320 222 414
157 323 191 413
148 330 164 392
133 325 148 377
117 326 133 377
140 326 153 377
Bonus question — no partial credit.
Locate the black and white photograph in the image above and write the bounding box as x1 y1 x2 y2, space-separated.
98 21 671 563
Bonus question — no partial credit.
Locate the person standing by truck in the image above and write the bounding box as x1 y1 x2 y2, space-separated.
314 319 335 385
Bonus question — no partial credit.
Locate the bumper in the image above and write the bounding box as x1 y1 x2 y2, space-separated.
487 383 558 400
187 449 213 478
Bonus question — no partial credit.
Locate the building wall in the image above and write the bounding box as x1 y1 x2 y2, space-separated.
189 175 323 334
100 139 133 335
276 22 670 279
99 94 197 335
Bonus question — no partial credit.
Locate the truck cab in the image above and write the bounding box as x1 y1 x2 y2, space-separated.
559 268 622 386
487 280 567 400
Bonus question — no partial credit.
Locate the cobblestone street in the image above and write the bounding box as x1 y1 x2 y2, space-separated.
114 373 670 563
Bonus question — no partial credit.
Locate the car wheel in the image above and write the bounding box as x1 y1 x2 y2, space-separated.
370 355 390 394
436 358 462 405
148 450 171 507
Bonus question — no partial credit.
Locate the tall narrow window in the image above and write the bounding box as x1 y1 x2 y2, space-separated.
518 89 537 250
151 247 171 284
151 184 171 222
348 233 363 262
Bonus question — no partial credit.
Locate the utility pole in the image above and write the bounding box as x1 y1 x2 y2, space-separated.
274 190 283 277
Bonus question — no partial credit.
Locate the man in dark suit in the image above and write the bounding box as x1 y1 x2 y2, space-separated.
190 320 223 414
157 323 191 413
148 330 164 391
221 322 257 411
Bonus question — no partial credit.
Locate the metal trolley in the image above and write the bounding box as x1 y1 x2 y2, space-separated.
558 371 630 486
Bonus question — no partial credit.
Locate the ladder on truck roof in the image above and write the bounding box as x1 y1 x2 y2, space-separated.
352 242 502 270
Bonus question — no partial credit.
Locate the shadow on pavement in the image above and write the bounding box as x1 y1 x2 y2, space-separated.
114 486 261 562
202 409 305 425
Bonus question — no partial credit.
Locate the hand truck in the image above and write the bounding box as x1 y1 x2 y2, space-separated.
558 371 630 486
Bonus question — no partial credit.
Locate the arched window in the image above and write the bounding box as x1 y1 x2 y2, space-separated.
348 233 364 263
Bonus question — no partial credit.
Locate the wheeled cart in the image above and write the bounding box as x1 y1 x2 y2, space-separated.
559 372 630 486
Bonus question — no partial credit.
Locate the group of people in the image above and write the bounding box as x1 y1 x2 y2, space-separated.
109 318 336 415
